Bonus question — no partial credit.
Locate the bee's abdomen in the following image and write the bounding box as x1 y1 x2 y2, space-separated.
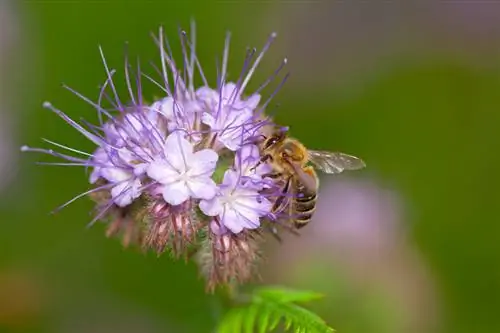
293 191 317 229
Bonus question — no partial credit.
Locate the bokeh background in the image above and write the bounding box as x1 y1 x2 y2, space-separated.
2 1 500 332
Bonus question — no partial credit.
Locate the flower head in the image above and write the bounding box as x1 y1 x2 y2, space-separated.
22 22 294 291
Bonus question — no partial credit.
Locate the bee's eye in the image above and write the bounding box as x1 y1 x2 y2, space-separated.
264 137 278 149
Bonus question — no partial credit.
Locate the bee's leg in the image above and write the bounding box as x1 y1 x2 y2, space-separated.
269 225 282 242
271 219 301 237
262 172 282 179
250 154 272 171
270 175 290 212
262 219 283 243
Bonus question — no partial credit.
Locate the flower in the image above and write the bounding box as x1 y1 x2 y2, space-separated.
21 22 297 291
200 169 272 233
147 131 218 206
201 82 262 151
234 144 273 188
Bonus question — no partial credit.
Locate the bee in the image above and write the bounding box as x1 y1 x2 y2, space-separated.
255 127 365 231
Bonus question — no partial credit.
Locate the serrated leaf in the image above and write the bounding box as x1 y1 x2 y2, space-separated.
243 304 258 333
258 306 271 333
255 286 325 304
215 286 334 333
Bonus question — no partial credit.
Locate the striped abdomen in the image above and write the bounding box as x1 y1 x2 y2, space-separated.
292 182 317 229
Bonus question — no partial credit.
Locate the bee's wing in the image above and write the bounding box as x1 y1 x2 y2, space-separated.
308 150 366 174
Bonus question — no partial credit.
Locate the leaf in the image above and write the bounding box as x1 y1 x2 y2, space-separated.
254 286 325 304
216 286 334 333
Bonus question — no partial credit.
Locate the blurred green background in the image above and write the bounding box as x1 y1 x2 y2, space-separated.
2 1 500 332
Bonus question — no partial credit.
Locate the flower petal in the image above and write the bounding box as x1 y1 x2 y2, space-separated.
221 82 238 101
201 112 215 128
101 166 131 183
111 179 141 207
222 169 240 188
232 202 261 228
199 197 223 216
147 160 179 184
190 149 218 176
151 97 174 118
221 208 244 234
161 180 190 206
133 162 149 176
188 177 217 200
164 132 193 172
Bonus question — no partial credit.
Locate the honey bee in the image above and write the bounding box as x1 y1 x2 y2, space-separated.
255 127 365 232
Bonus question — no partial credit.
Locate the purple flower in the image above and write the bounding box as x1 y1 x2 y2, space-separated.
147 131 218 205
234 144 273 188
200 82 262 151
21 22 296 291
150 96 203 142
199 169 272 233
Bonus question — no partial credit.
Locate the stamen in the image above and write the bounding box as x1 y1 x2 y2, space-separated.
259 71 290 111
254 58 287 95
239 32 277 97
52 182 116 214
20 145 86 163
124 42 137 105
97 69 117 124
64 85 115 121
221 31 231 88
179 29 192 94
41 138 92 157
98 46 124 112
43 101 105 147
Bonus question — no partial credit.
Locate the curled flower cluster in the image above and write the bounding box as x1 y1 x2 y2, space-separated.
22 24 290 291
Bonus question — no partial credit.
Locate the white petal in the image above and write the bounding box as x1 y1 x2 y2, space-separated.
133 163 149 176
101 167 131 182
162 180 190 206
222 169 240 188
89 168 101 184
111 179 141 207
190 149 218 176
196 86 218 103
92 147 109 164
151 97 174 118
199 197 223 217
164 132 193 172
219 137 242 151
232 202 261 228
222 83 238 101
147 160 179 184
221 208 244 234
201 112 216 128
257 197 273 216
188 177 217 200
124 113 144 132
244 94 261 110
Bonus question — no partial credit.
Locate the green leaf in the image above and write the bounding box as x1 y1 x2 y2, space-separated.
254 286 325 304
216 286 334 333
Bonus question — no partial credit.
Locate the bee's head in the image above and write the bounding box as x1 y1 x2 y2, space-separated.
262 127 287 150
